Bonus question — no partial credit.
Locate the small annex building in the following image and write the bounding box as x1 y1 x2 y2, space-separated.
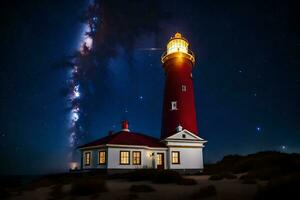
78 121 206 173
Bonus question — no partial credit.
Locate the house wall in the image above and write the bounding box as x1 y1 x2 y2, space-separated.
81 147 168 170
81 148 107 170
107 147 167 169
81 146 203 170
107 147 146 169
164 129 206 171
168 147 203 170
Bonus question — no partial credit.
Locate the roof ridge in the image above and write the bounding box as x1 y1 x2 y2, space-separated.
128 131 160 141
77 131 121 148
77 130 165 149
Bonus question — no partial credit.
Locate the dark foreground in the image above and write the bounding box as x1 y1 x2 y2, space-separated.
1 151 299 200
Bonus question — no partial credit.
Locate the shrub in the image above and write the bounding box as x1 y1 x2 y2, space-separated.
49 185 66 199
254 168 282 181
129 184 155 193
222 172 237 179
127 169 157 182
239 172 256 180
177 178 197 185
208 172 237 181
205 151 300 179
121 193 139 200
254 174 300 200
153 170 182 184
0 188 10 199
209 174 223 181
70 179 107 196
190 185 217 199
242 178 257 184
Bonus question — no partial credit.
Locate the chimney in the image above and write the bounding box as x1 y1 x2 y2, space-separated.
121 120 130 132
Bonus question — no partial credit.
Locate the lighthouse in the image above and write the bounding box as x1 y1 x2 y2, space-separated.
78 32 206 173
161 33 198 139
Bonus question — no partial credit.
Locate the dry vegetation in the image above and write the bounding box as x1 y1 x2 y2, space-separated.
205 151 300 199
190 185 217 199
1 151 299 199
129 184 155 193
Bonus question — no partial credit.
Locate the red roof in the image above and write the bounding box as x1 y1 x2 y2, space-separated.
78 131 165 148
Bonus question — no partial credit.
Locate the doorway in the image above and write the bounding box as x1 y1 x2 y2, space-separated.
156 153 164 170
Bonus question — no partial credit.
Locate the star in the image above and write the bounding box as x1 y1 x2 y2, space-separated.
138 96 144 100
256 127 261 132
281 145 287 151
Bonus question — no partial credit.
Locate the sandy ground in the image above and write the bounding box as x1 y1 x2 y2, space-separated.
8 175 259 200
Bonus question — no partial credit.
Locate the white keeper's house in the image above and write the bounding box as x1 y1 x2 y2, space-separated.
77 33 207 173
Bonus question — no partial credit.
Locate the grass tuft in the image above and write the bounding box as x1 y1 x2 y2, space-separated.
190 185 217 199
129 184 155 193
242 178 257 184
70 179 107 196
177 178 197 185
49 184 66 199
254 173 300 199
209 174 224 181
0 187 11 199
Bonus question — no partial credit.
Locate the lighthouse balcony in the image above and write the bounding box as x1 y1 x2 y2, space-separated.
161 49 195 64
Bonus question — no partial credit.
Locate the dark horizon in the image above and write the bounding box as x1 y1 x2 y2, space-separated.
1 0 299 175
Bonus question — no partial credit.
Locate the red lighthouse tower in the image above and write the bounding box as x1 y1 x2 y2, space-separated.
161 33 198 139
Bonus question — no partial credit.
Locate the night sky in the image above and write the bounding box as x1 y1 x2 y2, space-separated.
1 0 299 175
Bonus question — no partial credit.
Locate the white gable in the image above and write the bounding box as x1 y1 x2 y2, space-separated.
165 129 205 141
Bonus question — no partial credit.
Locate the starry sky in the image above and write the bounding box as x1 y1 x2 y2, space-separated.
1 0 299 175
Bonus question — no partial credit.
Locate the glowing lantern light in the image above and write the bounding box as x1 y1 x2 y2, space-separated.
161 32 195 64
167 32 188 54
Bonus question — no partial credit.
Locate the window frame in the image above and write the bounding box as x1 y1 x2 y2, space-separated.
171 101 178 110
84 151 92 166
171 151 180 164
119 151 130 165
132 151 141 165
182 85 187 92
98 151 106 165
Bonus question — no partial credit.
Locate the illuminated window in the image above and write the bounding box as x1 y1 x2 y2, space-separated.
172 151 180 164
132 151 141 165
182 85 187 92
98 151 106 165
120 151 130 165
157 154 163 165
84 152 91 166
166 33 188 55
171 101 177 110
